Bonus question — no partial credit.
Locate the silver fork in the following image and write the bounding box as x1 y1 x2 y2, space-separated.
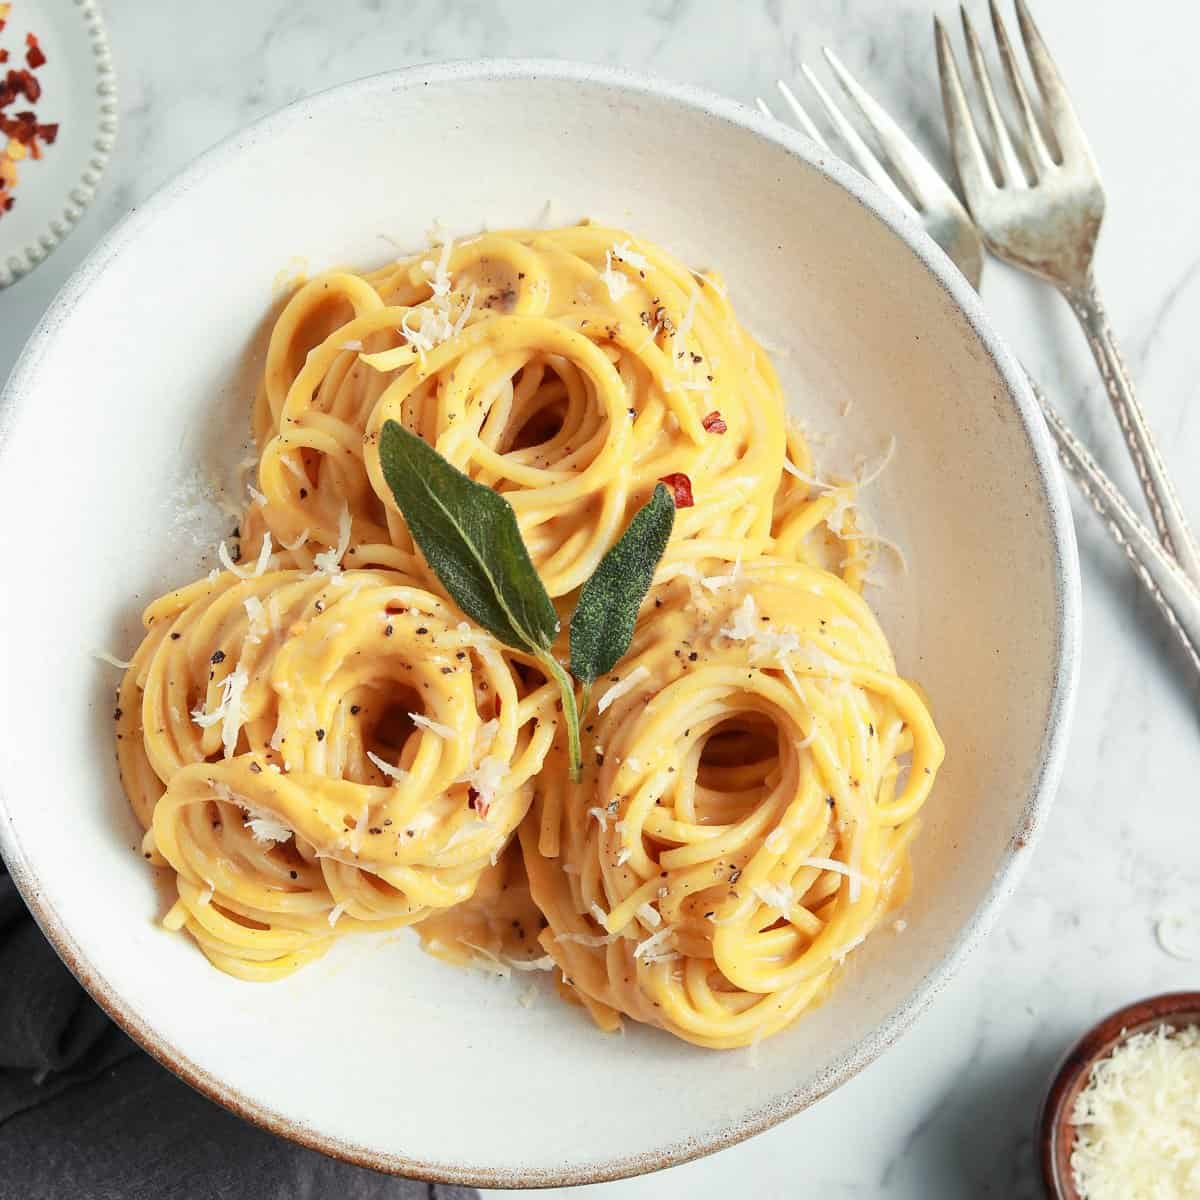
759 54 1200 678
936 0 1200 590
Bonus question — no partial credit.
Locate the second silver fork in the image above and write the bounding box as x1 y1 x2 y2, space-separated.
759 54 1200 679
936 0 1200 590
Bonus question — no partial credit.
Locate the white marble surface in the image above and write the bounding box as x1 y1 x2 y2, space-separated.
3 1 1199 1196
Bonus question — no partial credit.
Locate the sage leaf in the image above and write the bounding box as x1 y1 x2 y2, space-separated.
378 421 559 654
570 483 675 701
378 420 582 778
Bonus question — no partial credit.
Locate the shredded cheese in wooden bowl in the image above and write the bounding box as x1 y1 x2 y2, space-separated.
1069 1023 1200 1200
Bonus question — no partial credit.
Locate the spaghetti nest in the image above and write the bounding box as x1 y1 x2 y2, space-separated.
112 223 943 1045
238 223 870 596
522 559 941 1048
116 567 556 979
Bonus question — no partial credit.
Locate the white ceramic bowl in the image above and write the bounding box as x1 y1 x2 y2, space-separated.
0 61 1079 1186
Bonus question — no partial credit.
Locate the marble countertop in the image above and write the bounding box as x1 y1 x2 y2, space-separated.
3 1 1198 1196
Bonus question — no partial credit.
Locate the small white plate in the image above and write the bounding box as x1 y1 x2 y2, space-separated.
0 0 116 289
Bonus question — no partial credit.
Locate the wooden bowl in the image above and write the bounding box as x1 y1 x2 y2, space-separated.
1039 992 1200 1198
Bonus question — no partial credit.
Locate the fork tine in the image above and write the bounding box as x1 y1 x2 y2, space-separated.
960 7 1027 187
756 96 776 120
821 48 970 218
799 64 913 213
934 16 997 207
1012 0 1095 165
989 0 1058 173
775 80 832 151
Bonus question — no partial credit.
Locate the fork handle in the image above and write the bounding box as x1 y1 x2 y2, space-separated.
1062 278 1200 590
1031 370 1200 679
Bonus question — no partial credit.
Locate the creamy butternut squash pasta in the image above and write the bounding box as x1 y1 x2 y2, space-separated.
112 222 944 1047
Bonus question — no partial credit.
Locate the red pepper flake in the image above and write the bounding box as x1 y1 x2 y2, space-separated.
701 411 727 435
3 66 41 103
658 472 695 508
0 15 58 222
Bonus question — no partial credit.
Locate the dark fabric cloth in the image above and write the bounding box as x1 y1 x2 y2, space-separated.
0 862 477 1200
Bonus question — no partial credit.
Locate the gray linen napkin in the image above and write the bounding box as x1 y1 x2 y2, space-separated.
0 862 477 1200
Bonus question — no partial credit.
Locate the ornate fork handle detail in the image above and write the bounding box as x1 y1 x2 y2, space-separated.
1035 374 1200 674
770 21 1200 688
1062 278 1200 589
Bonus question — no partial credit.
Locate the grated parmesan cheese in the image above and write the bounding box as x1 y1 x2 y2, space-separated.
93 649 132 670
596 665 650 714
219 668 249 758
611 240 649 271
633 926 677 963
460 940 511 978
461 755 505 818
1070 1024 1200 1200
281 455 308 482
782 457 831 490
1155 912 1200 962
587 806 609 832
472 719 499 756
391 234 477 360
507 955 556 973
214 781 293 846
798 856 871 889
673 286 698 364
701 555 742 592
556 930 616 947
750 625 802 661
752 881 795 916
598 248 631 301
855 435 897 490
311 505 351 577
190 666 250 759
219 533 273 580
327 902 347 927
242 596 269 645
410 712 457 740
366 749 407 782
636 902 662 929
244 812 293 845
721 594 759 641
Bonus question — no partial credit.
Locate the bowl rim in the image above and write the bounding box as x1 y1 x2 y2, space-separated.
0 57 1082 1188
1039 991 1200 1199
